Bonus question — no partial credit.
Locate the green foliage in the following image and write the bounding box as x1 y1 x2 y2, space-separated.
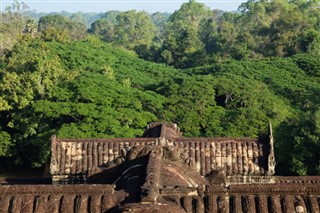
234 0 320 58
89 11 120 41
114 10 157 49
159 0 213 68
276 110 320 175
101 65 115 79
0 38 177 166
292 54 320 77
85 0 320 67
40 27 71 42
157 76 225 136
0 131 11 157
24 18 37 35
90 18 116 41
1 37 320 175
189 54 320 175
0 0 28 57
151 12 170 28
1 0 320 176
101 10 121 24
0 39 65 112
147 0 320 66
212 73 291 136
38 15 69 31
91 10 157 51
38 14 87 40
122 78 132 87
25 10 104 28
70 12 87 26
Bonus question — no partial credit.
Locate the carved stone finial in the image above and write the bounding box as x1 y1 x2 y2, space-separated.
268 122 273 138
142 122 183 139
51 135 57 143
267 122 276 175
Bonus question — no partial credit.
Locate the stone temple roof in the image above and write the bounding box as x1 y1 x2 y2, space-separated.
49 122 275 181
0 122 320 213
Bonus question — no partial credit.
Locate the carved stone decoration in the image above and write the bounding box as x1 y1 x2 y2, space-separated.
207 170 226 185
114 203 187 213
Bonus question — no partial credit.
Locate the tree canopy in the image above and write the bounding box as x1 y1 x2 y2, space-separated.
0 0 319 176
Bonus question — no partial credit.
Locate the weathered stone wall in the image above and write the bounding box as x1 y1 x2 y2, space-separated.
274 176 320 184
206 184 320 213
156 183 320 213
0 184 120 213
1 183 319 213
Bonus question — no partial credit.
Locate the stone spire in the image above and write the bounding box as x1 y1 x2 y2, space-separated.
267 122 276 175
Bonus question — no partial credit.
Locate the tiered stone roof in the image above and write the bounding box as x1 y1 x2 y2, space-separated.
50 122 275 183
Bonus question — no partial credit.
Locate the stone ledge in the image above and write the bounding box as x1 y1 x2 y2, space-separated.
0 184 115 195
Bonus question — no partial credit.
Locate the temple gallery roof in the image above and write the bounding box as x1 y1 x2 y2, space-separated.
49 122 275 180
1 122 320 213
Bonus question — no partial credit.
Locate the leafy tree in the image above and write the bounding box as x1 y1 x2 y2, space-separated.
102 10 121 24
151 12 170 28
70 12 87 26
0 131 11 157
160 0 214 67
24 18 37 36
0 0 28 57
293 54 320 77
157 77 225 136
41 27 71 43
0 37 73 165
38 14 70 31
90 19 116 41
189 54 320 174
90 11 120 40
236 0 320 57
38 14 87 40
0 38 178 167
276 110 320 175
0 1 320 176
114 10 157 49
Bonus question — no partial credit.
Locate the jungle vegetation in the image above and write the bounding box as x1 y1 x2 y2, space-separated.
0 0 319 176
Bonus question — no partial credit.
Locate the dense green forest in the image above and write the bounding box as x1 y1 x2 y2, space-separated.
0 0 319 176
